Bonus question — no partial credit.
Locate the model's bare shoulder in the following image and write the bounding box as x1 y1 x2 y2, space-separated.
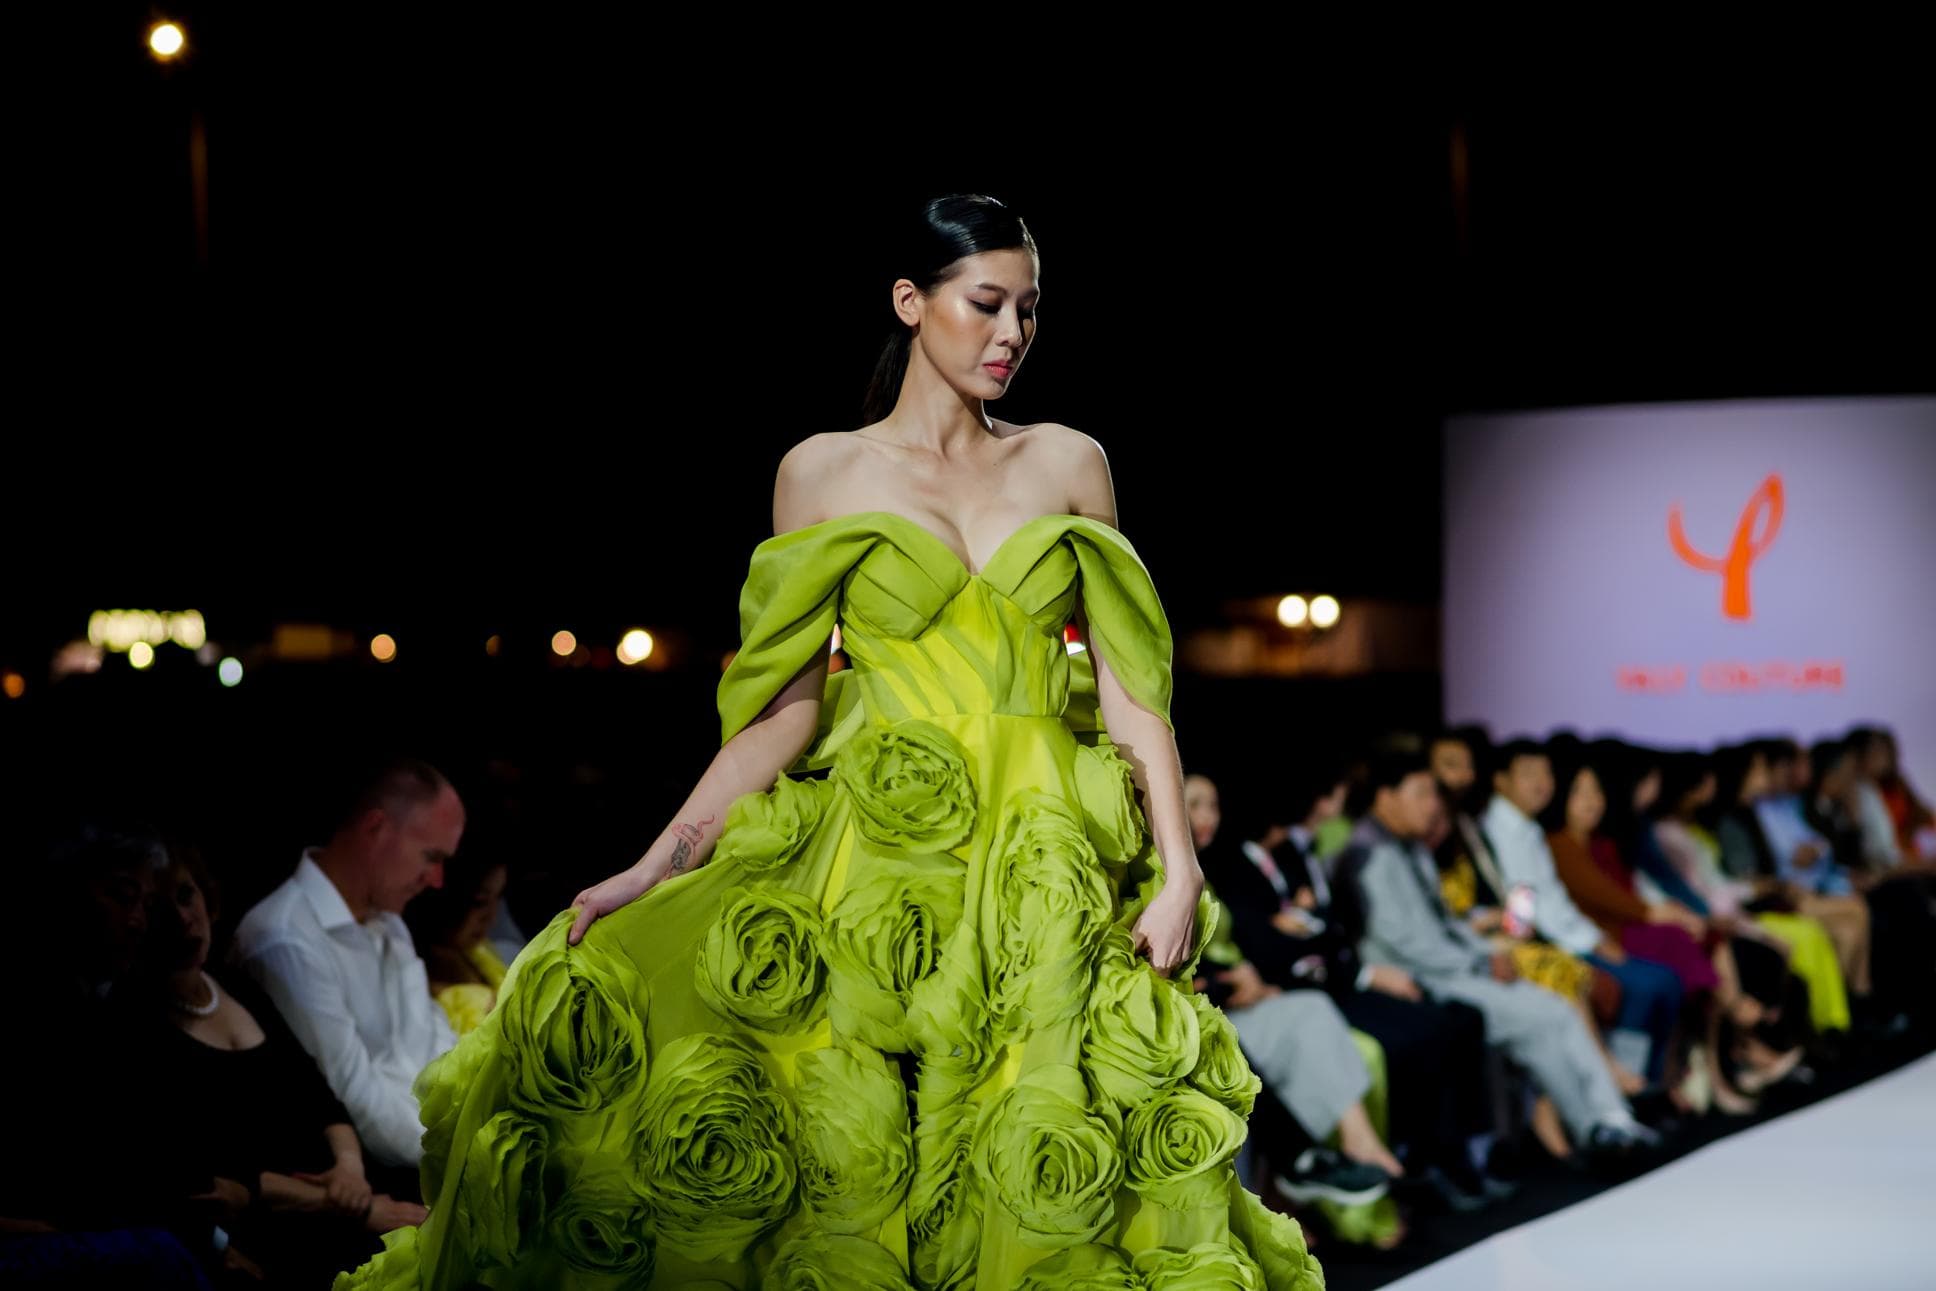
1028 423 1118 526
773 433 863 533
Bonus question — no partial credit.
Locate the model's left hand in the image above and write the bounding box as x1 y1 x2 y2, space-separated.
1131 873 1201 977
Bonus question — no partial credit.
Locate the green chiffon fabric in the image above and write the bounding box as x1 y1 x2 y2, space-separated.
335 511 1324 1291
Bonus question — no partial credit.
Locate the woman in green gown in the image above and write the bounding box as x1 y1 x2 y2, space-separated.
337 194 1324 1290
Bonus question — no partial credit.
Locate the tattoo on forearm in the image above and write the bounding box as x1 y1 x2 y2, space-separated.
668 815 716 873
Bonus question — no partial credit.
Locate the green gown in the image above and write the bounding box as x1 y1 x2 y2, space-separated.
336 511 1326 1291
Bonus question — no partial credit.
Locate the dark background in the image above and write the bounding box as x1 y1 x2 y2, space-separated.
10 9 1932 920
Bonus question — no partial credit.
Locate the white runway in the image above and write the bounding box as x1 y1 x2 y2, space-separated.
1383 1053 1936 1291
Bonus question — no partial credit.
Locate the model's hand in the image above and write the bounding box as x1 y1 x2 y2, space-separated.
568 862 662 945
1131 876 1201 977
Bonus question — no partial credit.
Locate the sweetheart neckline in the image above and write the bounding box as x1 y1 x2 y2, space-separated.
774 509 1087 580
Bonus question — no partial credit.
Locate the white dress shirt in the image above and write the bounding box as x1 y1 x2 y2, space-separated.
1481 795 1605 957
232 851 457 1166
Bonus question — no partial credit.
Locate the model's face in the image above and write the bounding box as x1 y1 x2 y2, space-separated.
1184 775 1221 850
900 248 1039 402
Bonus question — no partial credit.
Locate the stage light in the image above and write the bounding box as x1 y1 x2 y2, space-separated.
552 631 577 658
2 673 24 700
1277 595 1309 628
371 634 398 663
485 635 502 657
149 22 185 58
1310 596 1341 629
171 611 207 649
129 642 156 670
218 658 244 687
617 629 654 665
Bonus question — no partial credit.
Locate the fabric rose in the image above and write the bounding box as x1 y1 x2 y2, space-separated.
696 885 827 1032
795 1045 913 1233
546 1172 655 1284
904 921 996 1095
1132 1242 1266 1290
763 1231 914 1289
500 933 650 1116
1072 740 1146 863
907 1100 984 1291
714 773 832 872
1186 990 1262 1119
464 1111 548 1270
1014 1243 1139 1291
1083 925 1201 1109
1122 1086 1247 1211
414 1023 494 1200
825 853 965 1051
330 1227 418 1291
1228 1181 1326 1291
985 790 1116 1033
636 1033 797 1262
973 1062 1125 1250
834 718 978 851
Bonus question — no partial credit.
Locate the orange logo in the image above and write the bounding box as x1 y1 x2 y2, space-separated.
1669 474 1783 621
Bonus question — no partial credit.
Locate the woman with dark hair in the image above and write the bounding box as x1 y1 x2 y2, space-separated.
340 195 1321 1290
404 852 511 1035
1540 758 1819 1112
130 844 420 1286
1712 744 1871 1006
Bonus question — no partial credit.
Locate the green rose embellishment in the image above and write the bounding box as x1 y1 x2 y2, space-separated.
986 790 1116 1033
1186 991 1261 1119
796 1045 913 1234
825 853 966 1051
635 1033 797 1263
1084 926 1201 1109
1133 1242 1266 1289
973 1063 1125 1250
330 1227 418 1291
763 1231 914 1289
414 1023 494 1200
1122 1086 1247 1211
464 1111 548 1270
834 719 978 851
715 773 832 872
696 885 827 1032
546 1172 655 1284
500 934 649 1116
907 1091 984 1291
1072 741 1147 863
1014 1243 1139 1290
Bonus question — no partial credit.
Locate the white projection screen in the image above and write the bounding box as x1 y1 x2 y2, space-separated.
1444 396 1936 792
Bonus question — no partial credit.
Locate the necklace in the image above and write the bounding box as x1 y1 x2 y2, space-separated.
172 971 221 1018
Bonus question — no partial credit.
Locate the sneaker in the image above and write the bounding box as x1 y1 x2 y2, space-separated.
1274 1148 1392 1207
1414 1163 1491 1213
1583 1118 1662 1168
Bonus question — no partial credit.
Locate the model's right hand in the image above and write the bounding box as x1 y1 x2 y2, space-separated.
568 863 660 945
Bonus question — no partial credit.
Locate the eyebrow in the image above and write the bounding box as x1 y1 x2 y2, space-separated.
972 283 1041 298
